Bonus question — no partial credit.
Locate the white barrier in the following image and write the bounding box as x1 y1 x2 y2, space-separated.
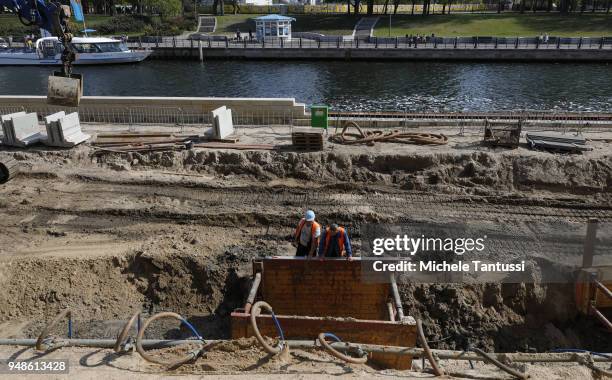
1 112 42 147
44 112 90 147
211 106 234 139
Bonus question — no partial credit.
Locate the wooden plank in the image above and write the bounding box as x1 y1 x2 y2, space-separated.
193 143 276 150
231 311 416 369
595 281 612 308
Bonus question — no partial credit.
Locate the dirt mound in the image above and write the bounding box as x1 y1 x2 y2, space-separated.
42 148 612 196
401 282 612 353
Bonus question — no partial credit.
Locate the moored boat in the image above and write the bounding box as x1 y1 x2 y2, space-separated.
0 36 151 65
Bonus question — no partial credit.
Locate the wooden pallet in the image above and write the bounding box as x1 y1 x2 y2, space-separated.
292 128 324 151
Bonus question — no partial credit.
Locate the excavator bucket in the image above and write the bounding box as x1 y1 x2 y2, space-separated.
47 72 83 107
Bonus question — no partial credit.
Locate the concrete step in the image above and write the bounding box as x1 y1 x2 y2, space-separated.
197 16 217 34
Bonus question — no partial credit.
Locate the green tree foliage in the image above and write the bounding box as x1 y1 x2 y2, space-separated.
143 0 182 17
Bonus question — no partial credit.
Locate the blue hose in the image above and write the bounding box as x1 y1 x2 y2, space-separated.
270 311 285 346
179 318 203 341
549 349 612 360
322 333 342 343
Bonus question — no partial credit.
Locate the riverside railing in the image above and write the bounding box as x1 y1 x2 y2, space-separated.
3 36 611 50
122 35 612 50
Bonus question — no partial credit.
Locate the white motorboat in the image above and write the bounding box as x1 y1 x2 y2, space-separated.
0 36 152 65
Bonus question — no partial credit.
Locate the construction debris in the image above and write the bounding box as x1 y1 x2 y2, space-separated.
291 127 324 151
0 157 19 184
526 132 592 153
330 121 448 146
193 143 276 150
44 112 90 148
483 119 521 148
211 106 234 139
92 132 198 154
1 112 42 147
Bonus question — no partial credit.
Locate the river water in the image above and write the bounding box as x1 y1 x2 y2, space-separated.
1 61 610 112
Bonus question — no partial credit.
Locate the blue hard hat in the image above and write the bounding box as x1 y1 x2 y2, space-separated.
305 210 315 221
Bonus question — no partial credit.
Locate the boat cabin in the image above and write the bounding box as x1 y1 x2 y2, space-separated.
36 37 129 58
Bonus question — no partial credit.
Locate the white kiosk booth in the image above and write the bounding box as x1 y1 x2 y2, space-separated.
254 14 296 41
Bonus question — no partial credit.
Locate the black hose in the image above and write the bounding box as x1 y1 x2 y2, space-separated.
416 319 445 377
472 347 529 380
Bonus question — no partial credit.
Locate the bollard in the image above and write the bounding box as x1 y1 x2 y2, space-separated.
494 37 498 48
198 40 203 62
299 37 302 48
395 37 399 48
582 219 598 268
173 36 176 48
375 37 378 48
225 36 229 48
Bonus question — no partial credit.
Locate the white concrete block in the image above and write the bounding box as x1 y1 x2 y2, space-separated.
210 106 234 139
45 112 89 147
1 112 26 145
44 111 65 145
2 112 41 147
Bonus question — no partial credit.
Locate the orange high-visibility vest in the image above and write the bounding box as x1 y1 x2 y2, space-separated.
295 218 320 244
323 227 346 256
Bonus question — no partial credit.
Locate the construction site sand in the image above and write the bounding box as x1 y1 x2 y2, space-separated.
0 123 611 378
0 339 599 379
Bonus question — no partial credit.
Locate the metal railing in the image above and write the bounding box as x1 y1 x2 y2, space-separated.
0 104 297 133
3 35 611 51
121 35 612 50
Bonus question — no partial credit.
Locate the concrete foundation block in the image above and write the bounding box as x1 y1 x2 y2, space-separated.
1 112 41 147
211 106 234 139
44 112 90 147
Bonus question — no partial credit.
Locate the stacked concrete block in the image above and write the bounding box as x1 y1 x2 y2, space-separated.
44 112 90 147
210 106 234 139
1 112 42 147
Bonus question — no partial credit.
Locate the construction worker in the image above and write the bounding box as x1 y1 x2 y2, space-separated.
319 224 353 259
293 210 321 258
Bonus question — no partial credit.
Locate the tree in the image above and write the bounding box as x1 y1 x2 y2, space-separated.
144 0 181 17
212 0 225 15
393 0 401 14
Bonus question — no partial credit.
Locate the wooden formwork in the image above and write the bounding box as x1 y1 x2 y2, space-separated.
576 266 612 313
231 257 416 369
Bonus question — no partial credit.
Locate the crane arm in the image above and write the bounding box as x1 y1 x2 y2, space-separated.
0 0 64 36
0 1 82 107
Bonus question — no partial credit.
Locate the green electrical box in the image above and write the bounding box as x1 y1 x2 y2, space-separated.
310 105 329 129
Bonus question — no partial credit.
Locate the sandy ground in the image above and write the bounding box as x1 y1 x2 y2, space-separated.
0 123 610 379
0 342 600 380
